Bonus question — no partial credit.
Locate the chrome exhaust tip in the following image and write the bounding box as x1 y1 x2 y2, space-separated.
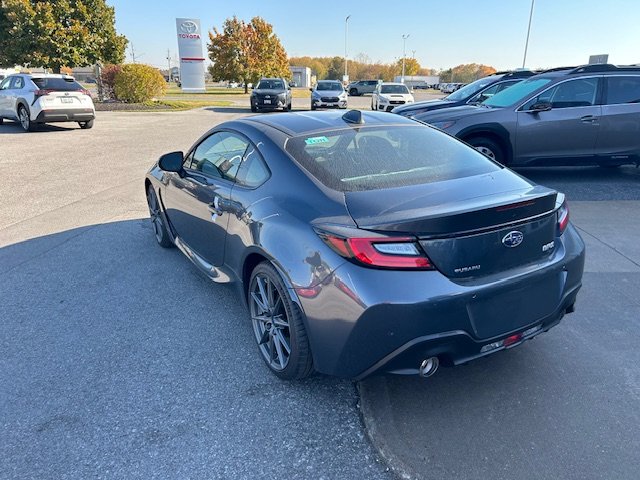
419 357 440 378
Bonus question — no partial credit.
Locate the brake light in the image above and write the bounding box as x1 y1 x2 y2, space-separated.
320 234 434 270
33 89 53 98
557 201 569 235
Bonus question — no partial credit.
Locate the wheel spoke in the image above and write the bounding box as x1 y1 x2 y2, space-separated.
272 314 288 328
250 291 268 314
275 329 291 355
266 277 274 309
258 328 270 345
272 296 282 315
268 335 276 364
273 334 286 369
256 277 270 312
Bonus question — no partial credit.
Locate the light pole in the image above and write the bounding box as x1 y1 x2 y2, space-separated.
522 0 535 68
344 15 351 82
401 34 410 83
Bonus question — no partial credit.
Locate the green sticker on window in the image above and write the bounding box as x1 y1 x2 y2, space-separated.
305 136 329 145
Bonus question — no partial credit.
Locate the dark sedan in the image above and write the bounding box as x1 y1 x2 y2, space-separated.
145 110 585 380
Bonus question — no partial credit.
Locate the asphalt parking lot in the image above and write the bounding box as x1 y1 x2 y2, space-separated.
1 107 639 480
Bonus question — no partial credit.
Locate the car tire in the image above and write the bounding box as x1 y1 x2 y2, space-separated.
79 119 94 129
248 261 314 380
146 185 174 248
349 88 358 96
251 104 257 113
311 103 316 111
467 137 505 164
0 117 3 125
18 105 35 132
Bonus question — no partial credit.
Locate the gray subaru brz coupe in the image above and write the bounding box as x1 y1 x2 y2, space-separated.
145 110 585 380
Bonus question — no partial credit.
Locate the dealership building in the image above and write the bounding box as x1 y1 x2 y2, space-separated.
290 66 311 87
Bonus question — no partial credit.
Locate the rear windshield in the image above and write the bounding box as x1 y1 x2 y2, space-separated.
285 125 501 192
31 77 83 91
381 84 410 94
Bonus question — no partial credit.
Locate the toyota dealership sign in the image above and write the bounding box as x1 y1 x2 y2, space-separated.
175 18 206 92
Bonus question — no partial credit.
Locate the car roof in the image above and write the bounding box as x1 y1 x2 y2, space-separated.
240 110 417 136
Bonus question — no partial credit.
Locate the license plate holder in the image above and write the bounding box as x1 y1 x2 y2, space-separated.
61 97 73 104
263 99 271 104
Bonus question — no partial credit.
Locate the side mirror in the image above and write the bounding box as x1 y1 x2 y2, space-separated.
529 102 552 113
309 87 313 92
158 151 184 172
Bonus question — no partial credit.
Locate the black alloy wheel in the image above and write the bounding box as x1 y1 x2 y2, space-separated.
146 186 174 248
249 262 313 379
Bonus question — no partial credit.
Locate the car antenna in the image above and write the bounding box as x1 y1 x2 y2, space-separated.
342 110 365 125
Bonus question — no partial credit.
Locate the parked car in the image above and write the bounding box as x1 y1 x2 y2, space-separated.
145 109 584 380
0 74 95 131
310 80 348 110
250 78 292 112
371 82 414 112
346 79 380 96
413 64 640 167
393 70 536 117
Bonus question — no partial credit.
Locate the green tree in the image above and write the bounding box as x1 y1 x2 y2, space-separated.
208 16 289 93
0 0 127 72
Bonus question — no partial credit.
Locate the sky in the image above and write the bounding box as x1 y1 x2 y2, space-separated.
108 0 640 72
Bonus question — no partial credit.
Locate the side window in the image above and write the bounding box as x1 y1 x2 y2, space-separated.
524 78 599 110
470 83 501 103
0 77 11 90
236 145 271 188
606 76 640 105
188 131 249 182
12 77 24 89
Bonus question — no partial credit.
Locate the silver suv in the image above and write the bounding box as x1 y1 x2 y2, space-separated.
346 80 380 96
0 74 95 131
414 64 640 167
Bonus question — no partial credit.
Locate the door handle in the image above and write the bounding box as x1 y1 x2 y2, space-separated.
580 115 597 123
208 196 223 217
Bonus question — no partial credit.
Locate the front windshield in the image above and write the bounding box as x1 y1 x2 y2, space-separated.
316 82 343 91
482 78 552 107
381 84 410 94
257 79 284 90
446 76 498 101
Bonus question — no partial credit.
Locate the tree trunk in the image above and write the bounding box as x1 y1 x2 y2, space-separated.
244 80 248 94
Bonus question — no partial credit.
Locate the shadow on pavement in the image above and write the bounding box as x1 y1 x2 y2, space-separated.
0 218 390 480
359 271 640 480
0 121 80 134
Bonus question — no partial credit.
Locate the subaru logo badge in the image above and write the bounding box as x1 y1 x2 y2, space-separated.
502 231 524 248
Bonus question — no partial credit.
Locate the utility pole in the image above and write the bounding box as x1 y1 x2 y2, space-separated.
344 15 351 82
166 49 172 81
401 34 410 83
412 50 416 59
130 44 136 63
522 0 535 68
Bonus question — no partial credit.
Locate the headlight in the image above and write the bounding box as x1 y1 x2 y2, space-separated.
430 120 456 130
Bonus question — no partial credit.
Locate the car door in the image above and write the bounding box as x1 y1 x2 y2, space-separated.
596 75 640 162
0 76 14 117
515 76 602 164
162 131 249 266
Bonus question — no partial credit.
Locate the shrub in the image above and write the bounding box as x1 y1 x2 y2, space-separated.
100 64 122 100
113 64 167 103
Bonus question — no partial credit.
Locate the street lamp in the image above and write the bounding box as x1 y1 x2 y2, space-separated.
401 34 410 83
344 15 351 82
522 0 535 68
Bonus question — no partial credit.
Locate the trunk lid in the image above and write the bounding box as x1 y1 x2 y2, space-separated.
344 170 558 278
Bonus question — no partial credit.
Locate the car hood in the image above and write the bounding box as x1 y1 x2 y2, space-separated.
393 99 456 114
414 105 497 123
253 89 286 95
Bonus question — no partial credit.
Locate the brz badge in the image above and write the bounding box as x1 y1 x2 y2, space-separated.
502 230 524 248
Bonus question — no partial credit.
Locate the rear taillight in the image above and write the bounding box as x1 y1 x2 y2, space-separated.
33 89 52 98
557 201 569 235
320 234 434 270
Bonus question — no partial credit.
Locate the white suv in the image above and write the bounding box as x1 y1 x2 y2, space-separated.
0 74 95 131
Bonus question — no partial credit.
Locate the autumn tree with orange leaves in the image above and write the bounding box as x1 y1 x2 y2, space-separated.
208 16 290 93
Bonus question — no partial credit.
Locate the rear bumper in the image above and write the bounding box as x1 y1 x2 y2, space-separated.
297 224 586 379
312 99 348 109
35 108 95 123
